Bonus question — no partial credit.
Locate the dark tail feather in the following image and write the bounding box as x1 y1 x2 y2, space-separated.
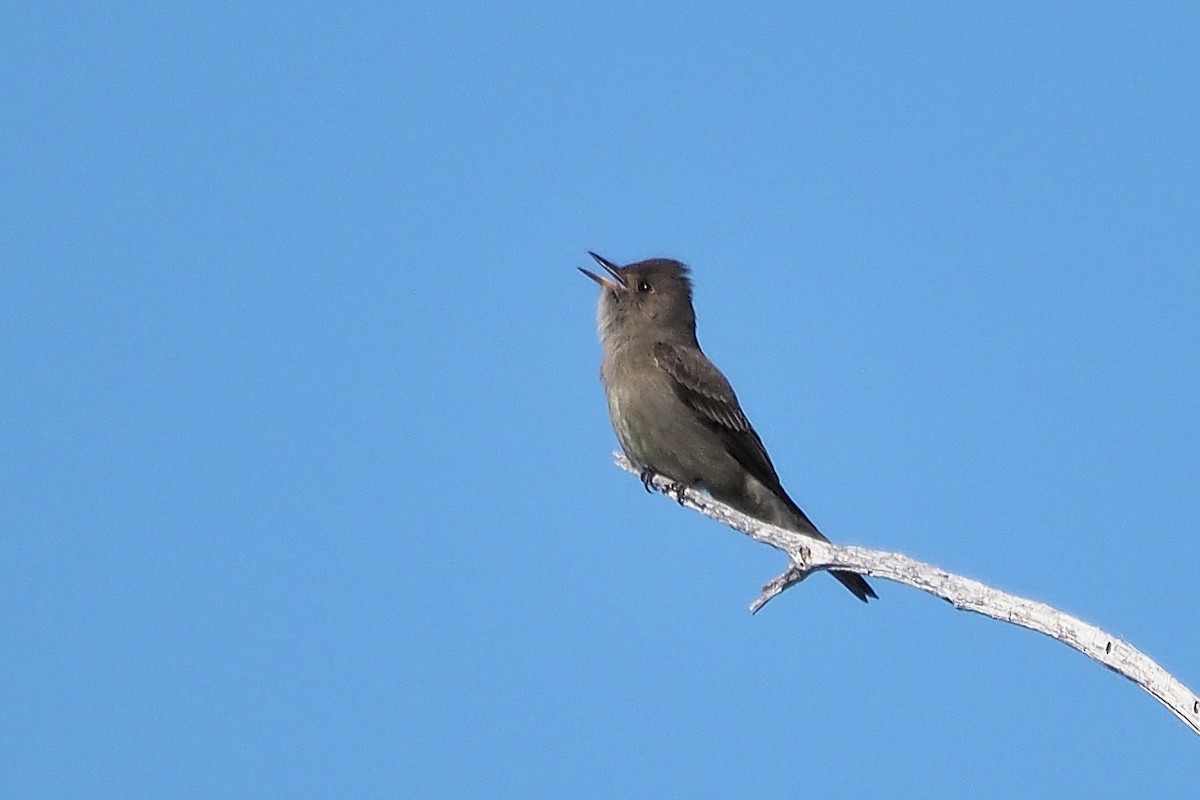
779 496 878 602
730 481 879 603
832 570 877 603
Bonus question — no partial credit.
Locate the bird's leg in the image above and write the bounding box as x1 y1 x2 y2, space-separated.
637 467 694 505
639 467 657 493
667 479 696 505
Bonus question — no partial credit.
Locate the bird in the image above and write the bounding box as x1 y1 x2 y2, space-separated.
580 251 876 602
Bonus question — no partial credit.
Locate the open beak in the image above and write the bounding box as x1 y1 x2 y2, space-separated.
578 251 628 292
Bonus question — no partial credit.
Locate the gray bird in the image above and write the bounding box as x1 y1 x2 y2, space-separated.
580 252 877 602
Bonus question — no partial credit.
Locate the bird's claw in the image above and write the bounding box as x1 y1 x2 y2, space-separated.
638 467 691 505
667 480 694 505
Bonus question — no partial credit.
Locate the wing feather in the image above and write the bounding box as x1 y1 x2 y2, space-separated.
652 341 788 498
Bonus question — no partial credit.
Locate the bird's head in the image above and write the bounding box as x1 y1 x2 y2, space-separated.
579 252 698 348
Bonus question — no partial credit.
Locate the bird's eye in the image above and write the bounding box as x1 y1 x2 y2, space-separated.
637 280 652 293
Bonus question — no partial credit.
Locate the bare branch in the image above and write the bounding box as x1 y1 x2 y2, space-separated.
614 453 1200 738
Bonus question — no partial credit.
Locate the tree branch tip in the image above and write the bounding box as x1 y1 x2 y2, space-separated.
612 450 1200 737
750 565 811 615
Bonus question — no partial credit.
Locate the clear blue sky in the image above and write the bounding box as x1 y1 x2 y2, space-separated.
4 3 1198 797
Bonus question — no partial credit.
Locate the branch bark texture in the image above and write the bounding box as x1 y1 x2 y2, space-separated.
614 453 1200 738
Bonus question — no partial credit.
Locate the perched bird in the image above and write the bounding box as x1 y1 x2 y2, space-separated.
580 252 876 602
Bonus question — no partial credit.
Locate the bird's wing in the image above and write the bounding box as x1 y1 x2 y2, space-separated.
652 341 790 500
654 343 874 601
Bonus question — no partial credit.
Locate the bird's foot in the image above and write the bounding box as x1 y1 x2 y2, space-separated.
639 467 657 493
637 467 693 505
666 479 695 505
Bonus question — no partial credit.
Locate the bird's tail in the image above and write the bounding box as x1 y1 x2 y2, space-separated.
789 508 877 603
737 479 878 603
830 569 877 603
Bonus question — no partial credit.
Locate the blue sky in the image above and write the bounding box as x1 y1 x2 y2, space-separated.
3 3 1198 797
